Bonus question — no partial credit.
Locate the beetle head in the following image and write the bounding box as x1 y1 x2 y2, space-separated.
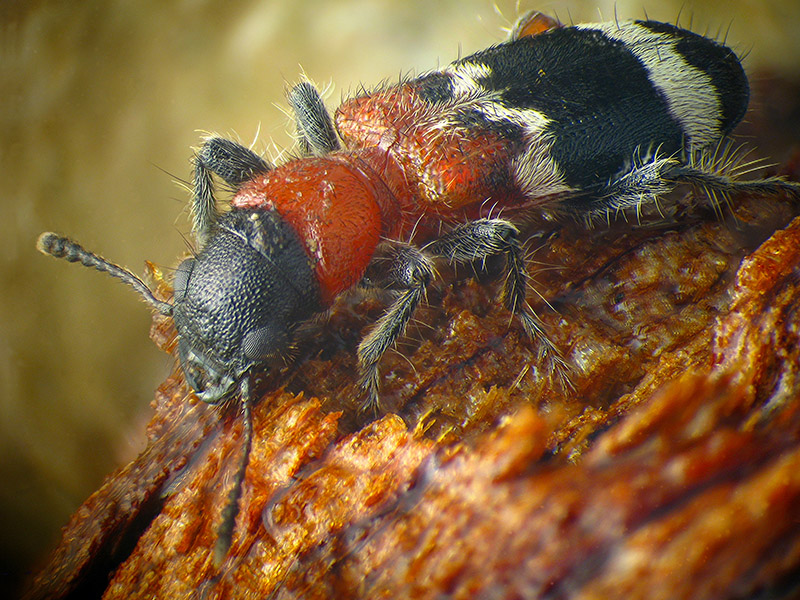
37 207 321 404
171 208 320 403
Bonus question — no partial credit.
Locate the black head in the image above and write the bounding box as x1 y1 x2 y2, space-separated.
37 205 321 568
37 207 321 404
171 208 321 403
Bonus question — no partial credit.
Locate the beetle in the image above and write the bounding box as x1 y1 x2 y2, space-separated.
37 11 800 564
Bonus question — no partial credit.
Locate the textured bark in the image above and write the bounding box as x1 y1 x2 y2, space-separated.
25 156 800 600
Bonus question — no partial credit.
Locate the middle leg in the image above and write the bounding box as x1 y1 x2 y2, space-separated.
426 218 570 381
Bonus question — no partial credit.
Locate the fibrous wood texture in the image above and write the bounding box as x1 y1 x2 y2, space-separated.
25 154 800 600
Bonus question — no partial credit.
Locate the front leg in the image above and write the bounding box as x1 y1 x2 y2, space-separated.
192 137 271 244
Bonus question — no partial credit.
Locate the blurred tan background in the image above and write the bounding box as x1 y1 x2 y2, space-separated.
2 0 799 593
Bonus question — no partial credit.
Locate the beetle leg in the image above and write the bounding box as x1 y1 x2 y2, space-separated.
287 82 340 157
192 137 271 244
426 218 571 385
357 243 435 414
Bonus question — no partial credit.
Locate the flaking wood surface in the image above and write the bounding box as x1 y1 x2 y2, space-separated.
26 155 800 598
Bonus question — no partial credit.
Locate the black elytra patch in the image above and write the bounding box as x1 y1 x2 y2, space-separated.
451 108 526 146
415 72 456 104
637 20 750 134
458 27 687 191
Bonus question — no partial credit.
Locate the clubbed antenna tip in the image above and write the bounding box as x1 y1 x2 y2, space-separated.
37 231 173 316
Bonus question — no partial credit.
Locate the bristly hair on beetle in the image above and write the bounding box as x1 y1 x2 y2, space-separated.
37 10 800 568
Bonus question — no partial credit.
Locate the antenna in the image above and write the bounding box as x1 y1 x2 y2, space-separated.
37 232 173 316
213 375 254 568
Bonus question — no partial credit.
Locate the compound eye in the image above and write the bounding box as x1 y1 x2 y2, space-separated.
242 324 286 362
173 258 196 299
